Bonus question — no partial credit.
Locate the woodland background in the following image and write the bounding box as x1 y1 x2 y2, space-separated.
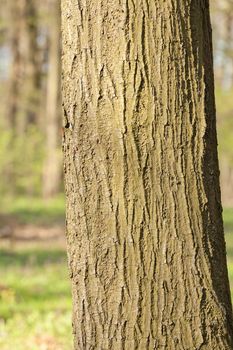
0 0 233 349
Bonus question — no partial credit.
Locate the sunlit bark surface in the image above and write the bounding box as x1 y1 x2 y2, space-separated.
62 1 233 348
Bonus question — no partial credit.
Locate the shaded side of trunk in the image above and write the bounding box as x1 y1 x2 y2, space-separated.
62 1 233 349
43 0 62 198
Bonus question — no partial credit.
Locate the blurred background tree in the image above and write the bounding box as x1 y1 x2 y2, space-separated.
0 3 70 349
0 0 62 199
212 0 233 206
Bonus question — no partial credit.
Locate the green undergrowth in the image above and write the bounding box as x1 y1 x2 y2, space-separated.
216 87 233 164
0 195 65 226
0 245 72 350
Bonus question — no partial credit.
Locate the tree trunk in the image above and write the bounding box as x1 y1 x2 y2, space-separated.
17 0 40 134
6 0 40 133
42 0 62 198
5 0 22 129
62 1 233 349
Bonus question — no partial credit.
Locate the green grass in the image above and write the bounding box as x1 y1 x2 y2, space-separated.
0 196 71 349
0 245 72 350
0 195 65 226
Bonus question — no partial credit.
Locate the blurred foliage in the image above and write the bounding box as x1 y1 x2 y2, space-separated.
0 126 45 196
224 208 233 302
216 87 233 165
224 207 233 233
0 195 65 226
0 194 65 226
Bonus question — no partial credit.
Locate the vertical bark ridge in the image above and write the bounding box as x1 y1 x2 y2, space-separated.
62 0 233 348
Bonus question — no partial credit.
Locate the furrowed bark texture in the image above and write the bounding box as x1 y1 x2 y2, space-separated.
62 1 233 349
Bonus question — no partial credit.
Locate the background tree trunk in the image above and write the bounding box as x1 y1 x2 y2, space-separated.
42 0 62 198
5 0 40 133
5 0 22 130
62 1 233 348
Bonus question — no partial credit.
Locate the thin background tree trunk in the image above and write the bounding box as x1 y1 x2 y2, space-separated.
62 1 233 348
5 0 40 133
43 0 62 198
5 0 22 129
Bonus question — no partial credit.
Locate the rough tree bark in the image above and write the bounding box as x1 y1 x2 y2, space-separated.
62 1 233 349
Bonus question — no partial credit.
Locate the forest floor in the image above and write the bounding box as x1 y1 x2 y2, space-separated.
0 196 72 350
0 197 233 349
